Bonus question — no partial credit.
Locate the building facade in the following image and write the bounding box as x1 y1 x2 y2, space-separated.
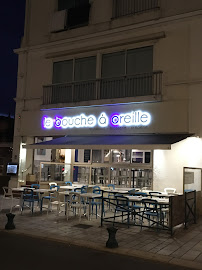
13 0 202 213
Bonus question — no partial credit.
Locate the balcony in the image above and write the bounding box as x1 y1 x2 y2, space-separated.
112 0 159 18
42 71 162 106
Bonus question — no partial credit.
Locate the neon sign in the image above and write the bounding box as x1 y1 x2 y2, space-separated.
42 110 151 129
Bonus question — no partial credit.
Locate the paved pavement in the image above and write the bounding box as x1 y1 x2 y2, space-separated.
0 196 202 269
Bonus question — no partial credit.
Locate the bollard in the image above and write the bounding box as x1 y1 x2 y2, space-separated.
5 213 15 230
106 226 118 248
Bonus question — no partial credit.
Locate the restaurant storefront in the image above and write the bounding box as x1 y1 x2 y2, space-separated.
16 100 202 198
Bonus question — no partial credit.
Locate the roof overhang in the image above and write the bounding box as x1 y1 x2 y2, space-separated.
23 133 193 150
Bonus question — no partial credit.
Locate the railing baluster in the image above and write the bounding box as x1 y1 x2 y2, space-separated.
113 0 159 17
42 71 162 105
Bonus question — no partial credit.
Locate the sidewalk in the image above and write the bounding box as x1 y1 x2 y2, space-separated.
0 198 202 270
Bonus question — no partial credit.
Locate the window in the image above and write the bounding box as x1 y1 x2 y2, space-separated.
75 149 91 163
53 60 73 84
102 47 153 78
112 149 131 163
127 47 153 75
58 0 89 11
75 56 96 81
102 51 125 78
58 0 90 28
101 46 153 98
52 56 96 103
92 149 110 163
131 150 151 164
33 137 53 181
53 56 96 84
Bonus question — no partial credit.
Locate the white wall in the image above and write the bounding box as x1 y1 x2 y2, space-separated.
153 137 202 193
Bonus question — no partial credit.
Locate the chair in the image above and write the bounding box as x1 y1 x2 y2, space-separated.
47 190 66 217
31 184 40 189
64 181 72 186
128 189 144 223
80 185 88 193
31 184 40 205
1 187 22 213
113 194 130 226
141 199 162 230
91 186 102 218
108 184 115 189
21 188 40 214
67 192 87 222
149 191 162 198
40 185 60 212
49 182 57 188
127 188 136 195
164 188 176 194
133 191 148 197
0 187 13 212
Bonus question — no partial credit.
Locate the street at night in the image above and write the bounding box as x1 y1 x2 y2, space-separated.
0 231 194 270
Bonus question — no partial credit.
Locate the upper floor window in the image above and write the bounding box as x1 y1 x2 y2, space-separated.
53 60 73 84
58 0 89 11
43 46 162 106
101 46 153 78
101 46 153 98
53 56 96 84
58 0 90 28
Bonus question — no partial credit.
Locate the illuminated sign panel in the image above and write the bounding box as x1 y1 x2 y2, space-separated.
42 110 151 129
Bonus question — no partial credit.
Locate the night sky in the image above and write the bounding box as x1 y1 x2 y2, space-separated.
0 0 26 117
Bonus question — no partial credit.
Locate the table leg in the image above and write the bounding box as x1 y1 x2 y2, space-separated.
88 199 91 220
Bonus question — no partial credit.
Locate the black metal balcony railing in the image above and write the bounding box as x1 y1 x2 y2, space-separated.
113 0 159 18
43 71 162 105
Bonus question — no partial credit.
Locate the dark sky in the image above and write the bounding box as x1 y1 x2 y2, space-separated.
0 0 26 117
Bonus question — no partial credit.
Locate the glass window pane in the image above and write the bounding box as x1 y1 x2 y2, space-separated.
110 168 130 187
184 168 201 192
102 51 125 78
131 150 151 164
92 149 110 163
75 149 91 163
91 167 109 185
58 0 75 10
75 0 89 7
112 149 130 163
131 169 153 189
39 163 70 182
73 166 89 184
33 137 53 182
127 46 153 75
58 0 89 10
53 60 73 84
74 56 96 81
